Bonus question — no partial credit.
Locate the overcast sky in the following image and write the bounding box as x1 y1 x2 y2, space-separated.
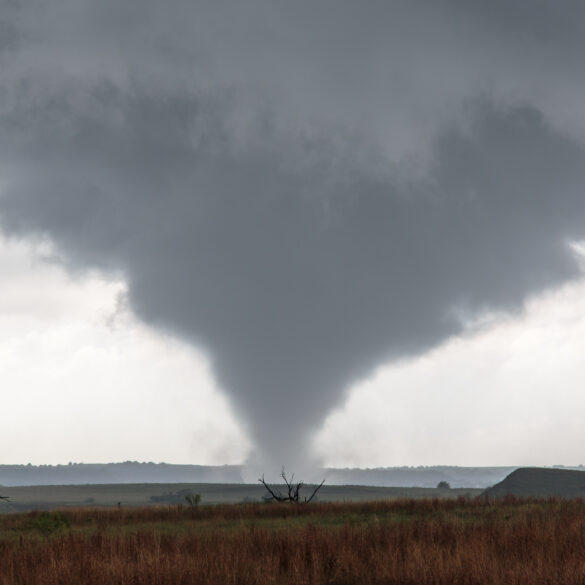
1 1 585 469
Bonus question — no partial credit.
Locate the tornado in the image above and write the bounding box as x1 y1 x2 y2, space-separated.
1 0 585 469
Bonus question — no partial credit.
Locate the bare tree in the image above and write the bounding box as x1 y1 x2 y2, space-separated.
259 467 325 504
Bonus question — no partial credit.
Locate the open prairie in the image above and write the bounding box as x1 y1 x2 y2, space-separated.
2 497 585 584
0 483 480 511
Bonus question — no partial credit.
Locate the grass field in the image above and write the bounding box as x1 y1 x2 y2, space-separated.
0 483 481 511
2 497 585 584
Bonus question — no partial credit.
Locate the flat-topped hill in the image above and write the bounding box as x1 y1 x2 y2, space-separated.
485 467 585 498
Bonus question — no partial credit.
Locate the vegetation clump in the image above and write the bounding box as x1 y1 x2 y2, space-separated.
23 511 71 537
149 488 201 505
184 493 201 508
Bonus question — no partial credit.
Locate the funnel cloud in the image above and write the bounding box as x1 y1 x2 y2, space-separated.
1 0 585 467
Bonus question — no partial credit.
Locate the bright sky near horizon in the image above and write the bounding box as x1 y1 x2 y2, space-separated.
2 233 585 468
0 236 250 466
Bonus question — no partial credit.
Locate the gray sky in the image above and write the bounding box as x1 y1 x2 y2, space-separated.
1 0 585 469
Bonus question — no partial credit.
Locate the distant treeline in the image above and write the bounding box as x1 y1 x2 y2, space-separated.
0 462 538 488
0 462 243 486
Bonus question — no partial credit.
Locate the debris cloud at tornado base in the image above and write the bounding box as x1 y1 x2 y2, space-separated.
2 0 585 468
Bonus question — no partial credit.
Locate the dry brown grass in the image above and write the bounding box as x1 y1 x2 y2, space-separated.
2 497 585 584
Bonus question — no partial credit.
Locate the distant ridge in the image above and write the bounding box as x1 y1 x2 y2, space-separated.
0 463 243 486
485 467 585 498
0 463 516 488
323 466 516 488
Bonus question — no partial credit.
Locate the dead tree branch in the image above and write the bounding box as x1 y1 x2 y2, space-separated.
258 474 287 502
305 479 325 503
258 467 325 504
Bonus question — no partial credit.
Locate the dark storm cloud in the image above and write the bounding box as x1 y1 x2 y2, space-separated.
1 0 585 466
